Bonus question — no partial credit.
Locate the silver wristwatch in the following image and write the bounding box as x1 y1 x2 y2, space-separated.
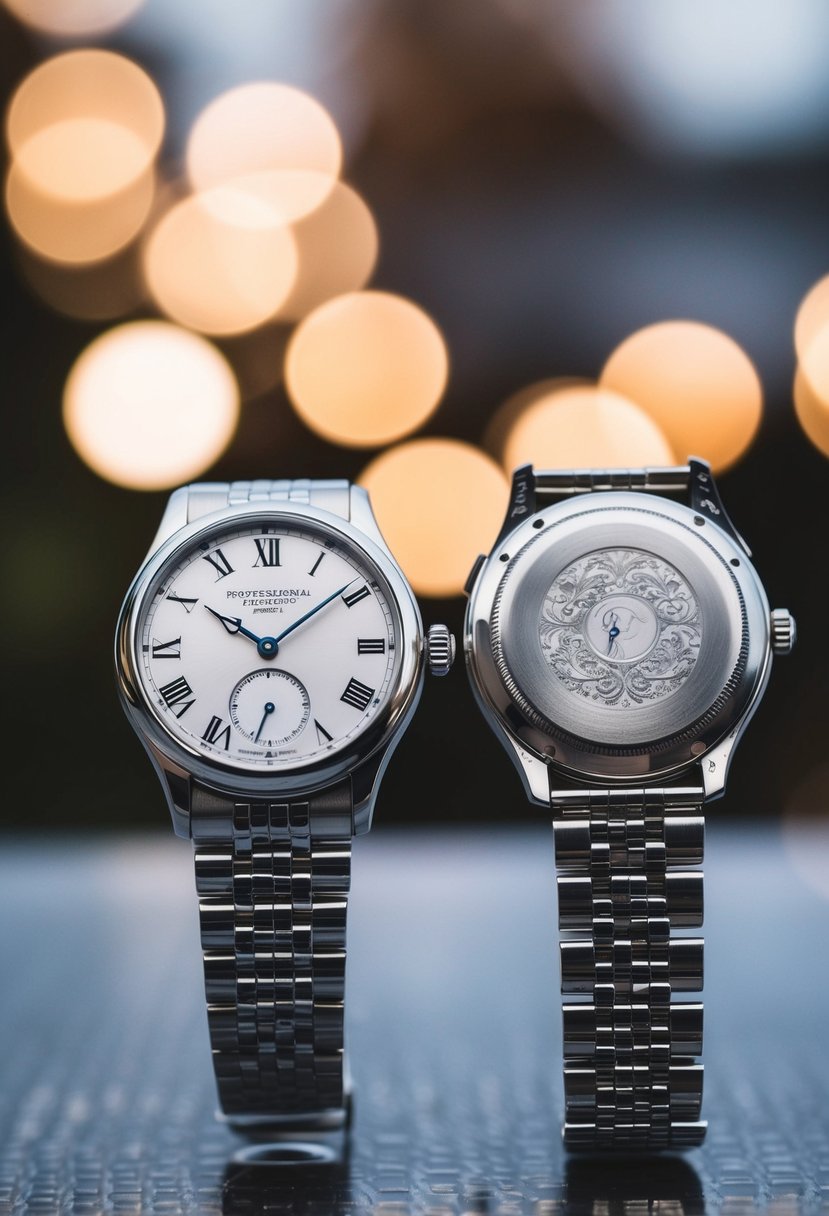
464 459 795 1152
115 479 454 1134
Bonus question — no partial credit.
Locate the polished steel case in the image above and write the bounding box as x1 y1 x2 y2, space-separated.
116 498 425 836
465 491 772 798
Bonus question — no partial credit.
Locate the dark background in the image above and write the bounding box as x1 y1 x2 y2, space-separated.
1 0 826 829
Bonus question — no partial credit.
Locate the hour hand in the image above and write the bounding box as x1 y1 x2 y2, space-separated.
205 605 261 645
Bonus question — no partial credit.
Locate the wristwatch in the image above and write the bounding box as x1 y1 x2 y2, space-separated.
464 460 795 1152
115 478 454 1135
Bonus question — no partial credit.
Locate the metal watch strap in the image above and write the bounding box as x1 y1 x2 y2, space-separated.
186 479 354 1132
534 466 706 1151
553 786 705 1151
535 465 691 501
191 779 353 1132
186 478 352 524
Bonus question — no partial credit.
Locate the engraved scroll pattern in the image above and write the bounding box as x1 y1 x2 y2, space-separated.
539 549 702 708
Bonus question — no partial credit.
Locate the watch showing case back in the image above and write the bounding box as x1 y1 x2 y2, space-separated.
116 479 454 1136
464 460 795 1152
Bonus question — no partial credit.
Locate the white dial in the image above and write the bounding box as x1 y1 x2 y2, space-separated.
136 519 399 770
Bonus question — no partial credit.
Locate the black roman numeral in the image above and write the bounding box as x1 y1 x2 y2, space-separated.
201 715 231 750
340 677 375 712
203 548 234 580
314 719 333 744
253 537 281 567
151 636 181 659
166 593 198 613
308 552 324 577
159 675 195 718
357 638 385 655
342 584 370 608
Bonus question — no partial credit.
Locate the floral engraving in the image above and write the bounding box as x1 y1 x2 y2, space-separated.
539 548 701 708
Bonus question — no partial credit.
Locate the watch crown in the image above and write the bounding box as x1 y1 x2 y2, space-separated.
426 623 456 677
770 608 796 655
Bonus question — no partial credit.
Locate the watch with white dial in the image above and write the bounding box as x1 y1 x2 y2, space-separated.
464 459 795 1152
116 479 454 1134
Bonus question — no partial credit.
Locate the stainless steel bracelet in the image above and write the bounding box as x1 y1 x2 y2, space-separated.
536 466 706 1152
187 478 352 523
185 479 354 1133
553 786 705 1151
535 465 691 501
191 779 354 1133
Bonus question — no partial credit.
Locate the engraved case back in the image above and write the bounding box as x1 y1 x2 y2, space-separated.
467 492 772 785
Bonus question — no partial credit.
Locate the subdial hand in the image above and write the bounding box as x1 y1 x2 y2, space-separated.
204 605 278 659
254 701 275 743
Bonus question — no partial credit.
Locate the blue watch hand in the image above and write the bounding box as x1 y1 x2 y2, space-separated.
271 580 356 646
607 625 620 655
205 606 278 659
254 701 275 743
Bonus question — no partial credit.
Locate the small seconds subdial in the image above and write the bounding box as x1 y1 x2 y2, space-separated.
229 669 311 748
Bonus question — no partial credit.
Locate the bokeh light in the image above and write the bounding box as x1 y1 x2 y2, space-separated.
793 368 829 458
794 272 829 363
6 160 155 264
63 321 240 490
797 316 829 414
7 51 164 182
143 188 298 336
2 0 144 37
502 383 675 472
5 51 163 265
359 439 509 598
279 179 378 321
285 291 449 448
600 320 762 472
186 83 342 224
484 377 589 461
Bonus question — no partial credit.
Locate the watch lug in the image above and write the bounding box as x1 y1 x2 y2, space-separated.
351 743 396 835
688 457 751 556
349 485 389 551
700 725 745 801
495 464 536 547
143 738 192 838
482 716 548 806
148 486 191 554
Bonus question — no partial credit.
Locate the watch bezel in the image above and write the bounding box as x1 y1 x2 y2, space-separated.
116 501 424 798
465 491 772 785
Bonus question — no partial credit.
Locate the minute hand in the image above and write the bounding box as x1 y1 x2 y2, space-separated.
271 581 355 645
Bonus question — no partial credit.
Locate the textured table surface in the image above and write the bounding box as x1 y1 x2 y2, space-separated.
1 824 828 1214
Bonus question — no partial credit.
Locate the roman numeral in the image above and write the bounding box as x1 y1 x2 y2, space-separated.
166 593 198 613
201 715 231 750
342 584 370 609
308 552 325 577
253 537 281 567
314 719 333 744
159 675 195 718
357 638 386 655
151 636 181 659
203 548 234 580
340 677 375 712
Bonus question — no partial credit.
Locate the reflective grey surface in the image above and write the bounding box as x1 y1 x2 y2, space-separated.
1 825 828 1212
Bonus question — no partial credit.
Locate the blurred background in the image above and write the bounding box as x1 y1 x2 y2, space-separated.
1 0 827 830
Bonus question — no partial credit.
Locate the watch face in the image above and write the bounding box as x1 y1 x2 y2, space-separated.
540 548 702 709
133 518 400 772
